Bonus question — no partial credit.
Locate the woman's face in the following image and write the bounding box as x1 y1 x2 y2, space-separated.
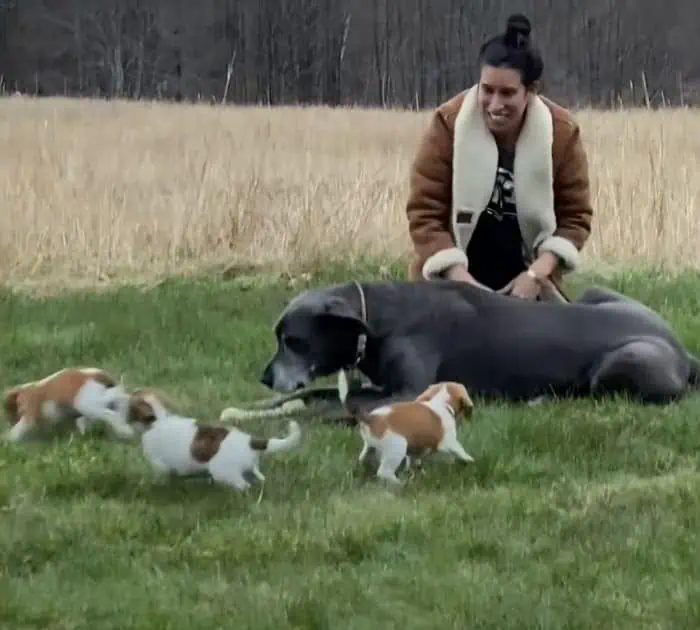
477 65 529 139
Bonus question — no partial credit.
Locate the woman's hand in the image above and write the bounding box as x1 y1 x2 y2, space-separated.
505 269 542 299
499 252 561 299
445 264 494 292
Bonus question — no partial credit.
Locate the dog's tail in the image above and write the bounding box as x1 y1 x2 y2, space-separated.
249 420 302 454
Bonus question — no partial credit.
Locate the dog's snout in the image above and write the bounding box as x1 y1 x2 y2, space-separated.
260 363 274 389
260 364 309 393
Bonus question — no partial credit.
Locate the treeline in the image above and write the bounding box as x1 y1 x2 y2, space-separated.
1 0 699 108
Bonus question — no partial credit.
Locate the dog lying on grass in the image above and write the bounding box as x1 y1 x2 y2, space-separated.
346 380 475 485
2 367 133 442
257 280 700 421
127 389 302 491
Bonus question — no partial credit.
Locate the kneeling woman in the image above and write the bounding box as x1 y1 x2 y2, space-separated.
405 14 594 302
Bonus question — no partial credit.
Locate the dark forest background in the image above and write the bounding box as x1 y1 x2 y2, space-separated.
2 0 699 109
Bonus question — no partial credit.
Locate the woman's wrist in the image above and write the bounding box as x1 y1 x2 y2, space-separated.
529 251 560 280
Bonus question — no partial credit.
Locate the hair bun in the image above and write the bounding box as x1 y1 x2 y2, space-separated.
504 13 532 48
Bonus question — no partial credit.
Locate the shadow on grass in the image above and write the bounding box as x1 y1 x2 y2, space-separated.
37 466 303 515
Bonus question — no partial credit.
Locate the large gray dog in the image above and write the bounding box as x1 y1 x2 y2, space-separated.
248 279 699 421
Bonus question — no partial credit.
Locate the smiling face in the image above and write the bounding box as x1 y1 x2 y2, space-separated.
477 65 530 141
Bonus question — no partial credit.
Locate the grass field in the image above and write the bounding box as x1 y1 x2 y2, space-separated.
2 96 700 628
2 265 700 629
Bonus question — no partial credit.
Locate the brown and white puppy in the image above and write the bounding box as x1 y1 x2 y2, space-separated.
126 389 302 491
3 367 133 442
348 381 475 485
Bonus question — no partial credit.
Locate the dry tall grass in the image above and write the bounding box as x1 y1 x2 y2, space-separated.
1 95 699 289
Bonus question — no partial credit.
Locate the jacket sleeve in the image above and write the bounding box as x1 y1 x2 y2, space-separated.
405 109 468 280
537 122 594 272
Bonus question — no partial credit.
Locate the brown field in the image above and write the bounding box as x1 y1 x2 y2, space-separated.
1 95 699 290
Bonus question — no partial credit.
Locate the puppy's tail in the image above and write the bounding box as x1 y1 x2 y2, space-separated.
249 420 302 454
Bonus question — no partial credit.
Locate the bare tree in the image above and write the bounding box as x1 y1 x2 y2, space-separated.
2 0 698 107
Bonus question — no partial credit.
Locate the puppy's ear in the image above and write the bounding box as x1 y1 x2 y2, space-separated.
415 383 442 403
449 383 474 419
128 396 156 425
319 296 368 331
3 387 20 411
3 386 22 424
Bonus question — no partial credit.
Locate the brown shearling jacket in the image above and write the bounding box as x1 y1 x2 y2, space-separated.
405 89 594 285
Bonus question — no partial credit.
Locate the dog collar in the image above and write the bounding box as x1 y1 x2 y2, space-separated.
350 279 368 369
338 282 369 403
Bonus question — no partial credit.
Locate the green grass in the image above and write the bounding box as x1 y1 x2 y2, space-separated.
2 264 700 629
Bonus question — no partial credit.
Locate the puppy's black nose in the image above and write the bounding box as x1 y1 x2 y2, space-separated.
260 364 273 389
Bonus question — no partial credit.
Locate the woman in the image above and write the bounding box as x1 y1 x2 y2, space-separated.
405 14 593 302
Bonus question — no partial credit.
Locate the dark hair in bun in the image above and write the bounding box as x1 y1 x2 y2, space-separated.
479 14 544 88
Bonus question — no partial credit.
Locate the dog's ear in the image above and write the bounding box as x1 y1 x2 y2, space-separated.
319 296 368 331
128 395 156 425
448 382 473 419
3 386 22 424
415 383 443 403
3 387 20 411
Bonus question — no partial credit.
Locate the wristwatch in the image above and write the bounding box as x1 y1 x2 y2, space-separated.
526 268 543 283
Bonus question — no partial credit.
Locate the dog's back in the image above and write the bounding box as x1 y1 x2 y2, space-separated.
144 413 206 476
4 370 90 426
19 368 118 412
190 424 230 464
131 392 205 475
356 400 444 453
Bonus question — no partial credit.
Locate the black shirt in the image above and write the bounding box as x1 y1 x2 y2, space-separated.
465 148 527 291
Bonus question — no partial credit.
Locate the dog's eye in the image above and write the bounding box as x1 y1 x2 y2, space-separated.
283 335 308 354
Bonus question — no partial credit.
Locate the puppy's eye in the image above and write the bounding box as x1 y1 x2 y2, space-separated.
283 335 309 354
